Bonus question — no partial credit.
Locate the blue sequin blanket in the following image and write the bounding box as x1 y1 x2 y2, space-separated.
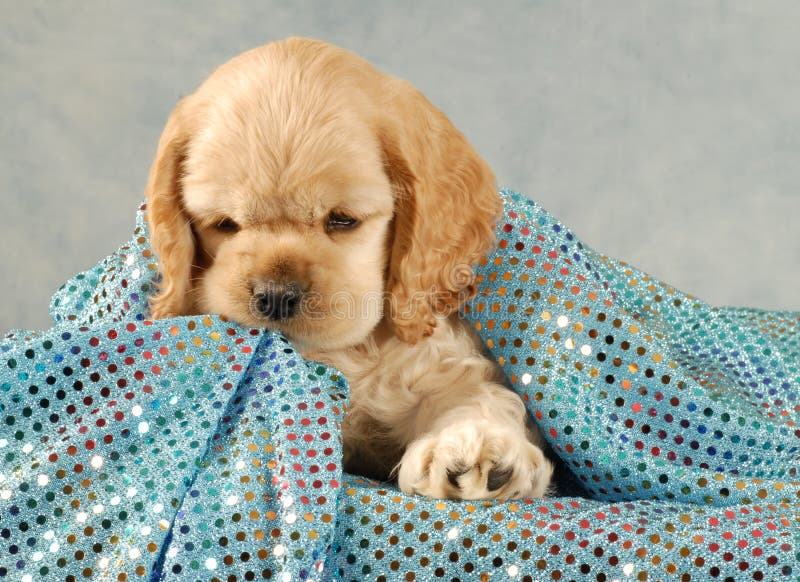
1 189 798 581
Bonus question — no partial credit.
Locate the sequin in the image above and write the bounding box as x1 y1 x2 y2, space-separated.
0 193 798 581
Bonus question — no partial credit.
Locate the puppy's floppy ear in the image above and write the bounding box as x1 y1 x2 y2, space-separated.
378 79 502 344
145 100 195 318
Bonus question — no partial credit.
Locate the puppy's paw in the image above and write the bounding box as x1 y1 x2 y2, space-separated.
397 420 553 500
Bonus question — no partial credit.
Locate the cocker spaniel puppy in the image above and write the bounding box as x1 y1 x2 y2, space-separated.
145 37 553 500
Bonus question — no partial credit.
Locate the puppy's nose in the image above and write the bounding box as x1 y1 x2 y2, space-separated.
251 282 302 321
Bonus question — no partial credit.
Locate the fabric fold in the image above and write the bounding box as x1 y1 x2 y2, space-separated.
1 191 797 581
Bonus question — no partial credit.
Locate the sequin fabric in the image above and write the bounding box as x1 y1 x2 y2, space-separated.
1 190 798 581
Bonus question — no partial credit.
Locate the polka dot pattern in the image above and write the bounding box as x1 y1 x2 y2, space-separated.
1 193 798 581
464 191 800 508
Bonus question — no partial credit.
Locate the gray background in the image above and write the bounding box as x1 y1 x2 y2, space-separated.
2 1 799 332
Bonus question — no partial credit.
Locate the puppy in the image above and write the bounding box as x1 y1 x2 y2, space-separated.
145 37 553 500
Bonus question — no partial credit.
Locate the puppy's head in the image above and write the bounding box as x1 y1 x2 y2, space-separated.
146 38 500 350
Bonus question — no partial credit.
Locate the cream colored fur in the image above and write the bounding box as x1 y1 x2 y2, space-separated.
309 317 552 500
145 37 553 500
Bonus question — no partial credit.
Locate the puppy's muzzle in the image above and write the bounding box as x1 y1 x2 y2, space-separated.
251 281 303 321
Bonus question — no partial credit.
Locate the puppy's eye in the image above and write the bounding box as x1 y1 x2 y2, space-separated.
325 212 359 232
215 218 240 233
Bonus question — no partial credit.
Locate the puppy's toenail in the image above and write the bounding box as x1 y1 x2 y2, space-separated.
446 463 470 488
487 466 513 491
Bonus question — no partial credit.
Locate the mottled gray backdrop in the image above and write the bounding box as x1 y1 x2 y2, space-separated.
2 1 799 332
